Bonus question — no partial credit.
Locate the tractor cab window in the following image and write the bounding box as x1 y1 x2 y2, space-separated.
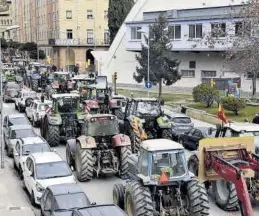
152 151 186 178
136 101 160 116
57 97 78 112
138 148 148 176
87 117 119 136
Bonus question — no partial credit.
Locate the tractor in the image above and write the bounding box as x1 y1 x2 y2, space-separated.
66 114 132 181
40 93 85 147
113 139 209 216
28 65 49 92
188 122 259 211
122 98 172 153
71 74 96 91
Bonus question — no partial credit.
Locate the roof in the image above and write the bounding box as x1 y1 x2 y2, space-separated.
20 89 37 93
48 183 83 196
226 122 259 132
52 93 79 99
0 207 35 216
33 100 52 104
133 97 158 101
76 205 126 216
10 125 33 130
20 137 47 145
164 110 190 118
8 114 27 119
141 139 184 151
54 71 70 75
84 114 116 121
30 152 63 164
72 74 95 80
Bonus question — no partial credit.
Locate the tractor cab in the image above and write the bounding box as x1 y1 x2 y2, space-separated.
52 93 80 114
72 74 96 90
128 139 189 184
51 72 72 92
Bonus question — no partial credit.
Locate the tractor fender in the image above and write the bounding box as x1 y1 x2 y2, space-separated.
77 135 97 149
112 134 131 148
84 100 99 109
66 139 77 158
46 113 62 126
109 99 120 109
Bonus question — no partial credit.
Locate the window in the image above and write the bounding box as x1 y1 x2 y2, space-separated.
66 29 73 39
104 30 110 44
66 10 72 19
181 70 195 78
139 148 148 176
104 10 108 19
189 24 202 38
246 72 259 79
87 29 94 44
211 23 226 37
87 9 93 19
235 21 251 36
189 61 196 69
168 25 181 40
201 70 216 77
130 27 141 40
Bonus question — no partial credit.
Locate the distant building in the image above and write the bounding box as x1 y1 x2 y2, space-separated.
12 0 110 71
0 0 13 38
95 0 257 93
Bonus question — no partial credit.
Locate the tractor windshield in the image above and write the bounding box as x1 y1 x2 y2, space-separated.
136 101 160 116
57 97 78 112
151 151 186 178
87 118 119 136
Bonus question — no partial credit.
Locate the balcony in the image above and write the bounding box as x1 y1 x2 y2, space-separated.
48 38 110 47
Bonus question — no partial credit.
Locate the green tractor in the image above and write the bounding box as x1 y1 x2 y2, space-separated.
113 139 209 216
123 98 172 153
40 93 85 146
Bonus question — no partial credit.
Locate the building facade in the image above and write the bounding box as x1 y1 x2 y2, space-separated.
13 0 110 71
0 0 13 39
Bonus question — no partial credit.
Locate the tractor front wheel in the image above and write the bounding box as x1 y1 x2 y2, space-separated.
31 79 38 92
113 183 125 209
46 124 60 147
124 181 153 216
187 180 210 215
118 146 132 179
75 142 94 182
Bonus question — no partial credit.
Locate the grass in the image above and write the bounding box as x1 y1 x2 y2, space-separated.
188 103 259 122
117 88 192 103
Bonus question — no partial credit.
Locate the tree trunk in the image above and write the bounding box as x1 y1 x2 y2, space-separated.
158 79 162 99
252 73 256 97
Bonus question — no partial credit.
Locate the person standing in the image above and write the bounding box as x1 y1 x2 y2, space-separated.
74 63 79 75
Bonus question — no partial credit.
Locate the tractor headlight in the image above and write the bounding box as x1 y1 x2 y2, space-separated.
36 182 45 192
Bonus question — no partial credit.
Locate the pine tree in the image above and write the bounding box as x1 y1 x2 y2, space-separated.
134 14 181 98
108 0 134 44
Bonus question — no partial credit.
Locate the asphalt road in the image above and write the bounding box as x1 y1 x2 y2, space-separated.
2 101 259 216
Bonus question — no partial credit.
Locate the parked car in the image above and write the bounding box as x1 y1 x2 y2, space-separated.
25 99 52 127
14 89 38 112
13 136 52 178
4 125 37 157
0 207 36 216
23 152 77 206
72 204 127 216
3 82 21 102
179 127 209 150
3 114 30 138
40 183 91 216
164 110 194 140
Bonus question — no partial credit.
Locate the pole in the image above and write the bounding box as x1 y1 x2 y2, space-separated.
0 38 4 169
37 45 39 62
67 45 69 72
147 32 150 98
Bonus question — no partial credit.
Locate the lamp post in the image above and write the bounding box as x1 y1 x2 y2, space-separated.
0 25 20 169
137 29 150 97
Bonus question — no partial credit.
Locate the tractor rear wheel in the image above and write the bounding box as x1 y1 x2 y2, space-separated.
113 183 125 209
119 146 132 179
126 122 141 153
187 180 210 215
212 180 239 211
124 181 153 216
31 79 38 92
46 124 60 147
75 143 94 182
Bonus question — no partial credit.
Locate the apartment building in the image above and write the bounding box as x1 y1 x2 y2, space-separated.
13 0 110 71
0 0 13 38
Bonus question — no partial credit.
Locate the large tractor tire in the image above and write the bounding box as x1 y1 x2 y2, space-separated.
75 143 94 182
126 122 141 153
31 79 38 92
114 109 124 120
119 146 132 179
187 180 210 215
124 181 153 216
113 183 125 209
212 180 239 211
46 124 60 147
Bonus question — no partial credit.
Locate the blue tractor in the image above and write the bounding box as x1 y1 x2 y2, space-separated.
113 139 209 216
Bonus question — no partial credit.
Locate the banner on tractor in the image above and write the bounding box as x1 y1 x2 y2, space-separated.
198 136 254 182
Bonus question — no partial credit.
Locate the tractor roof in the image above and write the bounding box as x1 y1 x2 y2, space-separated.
52 93 79 99
225 122 259 132
33 99 52 104
84 114 116 121
54 71 70 75
142 139 184 152
72 74 95 80
133 97 158 101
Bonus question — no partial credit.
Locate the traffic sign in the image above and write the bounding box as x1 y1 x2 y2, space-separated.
145 81 152 89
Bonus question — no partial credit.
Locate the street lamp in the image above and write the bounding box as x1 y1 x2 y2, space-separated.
0 25 20 169
59 30 69 72
137 28 150 97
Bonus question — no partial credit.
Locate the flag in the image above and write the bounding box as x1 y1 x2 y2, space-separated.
218 104 228 123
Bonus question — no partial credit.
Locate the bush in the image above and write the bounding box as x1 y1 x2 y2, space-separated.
221 96 245 115
192 84 219 107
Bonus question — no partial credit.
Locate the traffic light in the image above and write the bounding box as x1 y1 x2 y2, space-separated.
114 72 117 80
